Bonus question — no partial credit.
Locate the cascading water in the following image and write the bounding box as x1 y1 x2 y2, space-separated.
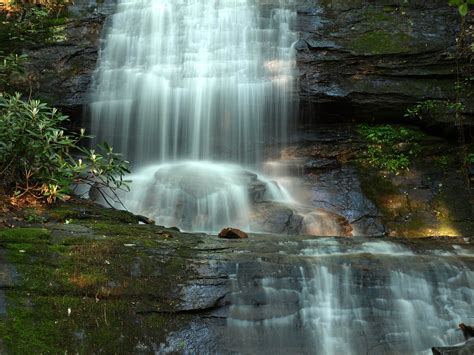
219 239 474 354
89 0 297 232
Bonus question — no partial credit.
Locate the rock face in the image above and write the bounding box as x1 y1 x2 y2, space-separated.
21 0 473 131
267 125 474 237
23 13 104 123
2 203 473 354
295 0 473 127
19 1 117 124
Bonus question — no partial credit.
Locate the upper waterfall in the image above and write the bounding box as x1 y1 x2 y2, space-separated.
90 0 297 166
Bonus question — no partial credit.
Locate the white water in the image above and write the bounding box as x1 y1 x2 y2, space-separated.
116 161 287 232
90 0 297 231
225 240 474 354
90 0 297 164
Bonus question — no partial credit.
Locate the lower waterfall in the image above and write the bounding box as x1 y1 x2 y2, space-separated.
199 239 473 354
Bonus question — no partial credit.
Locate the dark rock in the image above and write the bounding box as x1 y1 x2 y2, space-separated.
460 323 474 340
250 202 304 235
218 228 249 239
295 0 474 129
22 14 106 126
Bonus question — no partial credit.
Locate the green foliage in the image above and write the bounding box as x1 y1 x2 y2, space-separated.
0 51 28 92
448 0 474 16
405 99 464 121
1 2 68 45
468 153 474 164
0 93 130 204
357 124 424 173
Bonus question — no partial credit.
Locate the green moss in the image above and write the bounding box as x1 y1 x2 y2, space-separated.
46 204 140 224
364 7 394 22
0 293 174 354
0 214 199 353
357 166 400 215
350 30 412 55
0 228 51 243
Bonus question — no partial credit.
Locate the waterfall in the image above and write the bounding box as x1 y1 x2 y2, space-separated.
90 0 297 165
222 239 474 354
89 0 297 231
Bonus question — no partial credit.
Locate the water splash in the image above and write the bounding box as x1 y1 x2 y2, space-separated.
115 161 288 232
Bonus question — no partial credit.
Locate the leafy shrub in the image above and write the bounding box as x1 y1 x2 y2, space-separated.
468 153 474 164
357 124 424 173
1 1 69 45
0 93 130 204
405 100 464 121
0 51 28 92
448 0 473 16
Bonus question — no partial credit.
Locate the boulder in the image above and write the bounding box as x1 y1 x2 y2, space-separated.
460 323 474 340
218 228 249 239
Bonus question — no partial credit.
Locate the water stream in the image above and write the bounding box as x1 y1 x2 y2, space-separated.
219 239 474 354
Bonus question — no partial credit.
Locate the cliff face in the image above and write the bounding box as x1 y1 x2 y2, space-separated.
22 0 473 129
295 0 473 127
20 1 114 124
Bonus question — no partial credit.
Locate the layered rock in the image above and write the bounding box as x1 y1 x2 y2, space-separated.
295 0 473 127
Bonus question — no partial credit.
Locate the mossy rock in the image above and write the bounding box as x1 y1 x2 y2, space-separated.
350 30 414 55
0 228 51 243
0 213 206 353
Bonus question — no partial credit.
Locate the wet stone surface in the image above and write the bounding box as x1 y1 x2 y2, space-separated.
0 200 473 353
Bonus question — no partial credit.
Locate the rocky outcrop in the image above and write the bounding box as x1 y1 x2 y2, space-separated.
432 338 474 355
295 0 473 127
270 125 474 237
1 203 473 353
23 13 104 124
17 1 117 124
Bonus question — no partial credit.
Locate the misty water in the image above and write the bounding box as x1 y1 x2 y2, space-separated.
90 0 297 232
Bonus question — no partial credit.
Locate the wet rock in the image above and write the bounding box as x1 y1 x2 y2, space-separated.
22 14 106 124
460 323 474 340
250 202 304 235
432 338 474 355
302 209 353 237
295 0 474 128
218 228 249 239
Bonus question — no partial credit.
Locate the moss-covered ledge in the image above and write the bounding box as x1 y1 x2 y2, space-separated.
0 201 229 353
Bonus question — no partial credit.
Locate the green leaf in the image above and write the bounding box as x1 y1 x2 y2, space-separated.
459 3 469 15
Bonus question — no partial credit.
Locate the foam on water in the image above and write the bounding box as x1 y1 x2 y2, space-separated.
114 161 289 232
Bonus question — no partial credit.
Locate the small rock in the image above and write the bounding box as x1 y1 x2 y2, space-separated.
460 323 474 340
218 228 248 239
